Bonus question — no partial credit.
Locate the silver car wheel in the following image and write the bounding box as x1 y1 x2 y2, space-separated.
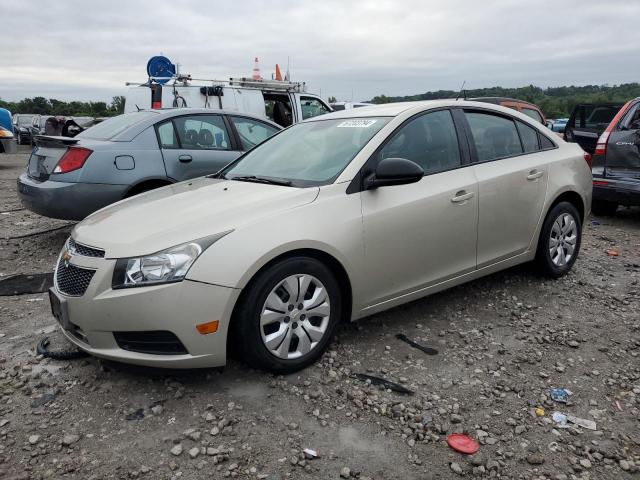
260 274 331 360
549 212 577 267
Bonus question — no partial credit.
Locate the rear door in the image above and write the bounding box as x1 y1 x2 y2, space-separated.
565 104 622 154
157 114 240 181
293 94 332 122
602 100 640 179
463 109 551 267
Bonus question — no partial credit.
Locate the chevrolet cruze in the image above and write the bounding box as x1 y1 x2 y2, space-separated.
49 100 592 372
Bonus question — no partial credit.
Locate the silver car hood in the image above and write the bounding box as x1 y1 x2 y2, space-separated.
72 177 320 258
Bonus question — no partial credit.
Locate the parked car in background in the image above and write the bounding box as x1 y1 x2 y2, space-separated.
330 101 373 110
0 108 18 154
0 126 18 154
48 100 591 372
18 108 281 220
12 114 35 144
589 98 640 215
29 115 54 142
551 118 568 133
470 97 547 125
564 103 624 154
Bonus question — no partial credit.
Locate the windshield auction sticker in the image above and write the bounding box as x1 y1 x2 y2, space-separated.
336 119 377 128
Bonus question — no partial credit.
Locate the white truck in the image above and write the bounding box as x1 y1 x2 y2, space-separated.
124 77 333 128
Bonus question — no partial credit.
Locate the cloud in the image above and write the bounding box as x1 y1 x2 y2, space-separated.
2 0 639 103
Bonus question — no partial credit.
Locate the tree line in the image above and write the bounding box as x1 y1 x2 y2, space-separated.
368 83 640 118
0 96 125 117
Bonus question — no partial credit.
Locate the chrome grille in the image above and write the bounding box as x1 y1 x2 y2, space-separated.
55 259 96 297
68 238 105 258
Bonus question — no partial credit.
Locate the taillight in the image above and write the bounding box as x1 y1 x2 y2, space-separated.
53 147 93 173
593 180 609 186
594 132 609 156
583 151 592 168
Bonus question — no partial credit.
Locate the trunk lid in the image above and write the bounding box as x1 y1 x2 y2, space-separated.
28 136 79 181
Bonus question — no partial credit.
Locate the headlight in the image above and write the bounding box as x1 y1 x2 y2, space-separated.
111 232 231 289
0 129 13 138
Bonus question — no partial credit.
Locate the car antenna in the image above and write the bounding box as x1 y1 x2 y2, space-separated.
455 81 467 101
135 104 141 112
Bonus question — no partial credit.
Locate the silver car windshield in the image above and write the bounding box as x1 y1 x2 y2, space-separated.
76 111 157 140
223 117 390 187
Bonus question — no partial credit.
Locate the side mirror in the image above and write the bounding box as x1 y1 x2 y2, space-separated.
364 157 424 190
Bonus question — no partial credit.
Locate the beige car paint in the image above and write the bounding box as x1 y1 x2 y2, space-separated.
61 100 592 368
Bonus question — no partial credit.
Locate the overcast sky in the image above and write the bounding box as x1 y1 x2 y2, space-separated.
3 0 639 103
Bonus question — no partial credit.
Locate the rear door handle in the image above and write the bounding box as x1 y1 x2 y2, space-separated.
451 190 474 203
527 169 543 180
179 155 192 163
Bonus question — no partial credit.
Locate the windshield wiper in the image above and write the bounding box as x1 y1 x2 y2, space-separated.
229 175 292 186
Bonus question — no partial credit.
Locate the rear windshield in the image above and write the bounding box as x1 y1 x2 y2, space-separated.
76 111 157 140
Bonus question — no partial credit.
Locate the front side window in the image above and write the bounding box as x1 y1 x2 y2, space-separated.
522 107 543 124
173 115 230 150
516 121 540 153
466 112 523 161
223 117 390 187
377 110 461 174
229 116 279 150
301 97 331 120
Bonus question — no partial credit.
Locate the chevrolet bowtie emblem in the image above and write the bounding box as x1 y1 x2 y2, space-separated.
62 250 72 267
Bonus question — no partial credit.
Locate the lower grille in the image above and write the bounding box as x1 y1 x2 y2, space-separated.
113 331 188 355
56 260 96 297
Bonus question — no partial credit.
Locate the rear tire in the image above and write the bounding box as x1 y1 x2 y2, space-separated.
234 257 341 373
535 202 582 278
591 199 618 216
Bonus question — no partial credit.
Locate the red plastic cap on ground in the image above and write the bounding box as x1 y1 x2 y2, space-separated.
447 434 480 454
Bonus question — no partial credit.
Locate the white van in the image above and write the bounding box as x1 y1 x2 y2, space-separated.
124 78 333 128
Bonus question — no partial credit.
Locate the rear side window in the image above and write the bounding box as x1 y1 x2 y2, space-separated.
522 107 543 123
157 121 178 148
465 112 523 161
378 110 461 174
173 115 230 150
516 121 540 153
578 105 619 130
229 116 279 150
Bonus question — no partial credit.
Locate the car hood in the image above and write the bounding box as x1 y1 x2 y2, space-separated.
72 177 320 258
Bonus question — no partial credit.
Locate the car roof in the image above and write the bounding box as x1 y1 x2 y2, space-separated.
306 99 533 120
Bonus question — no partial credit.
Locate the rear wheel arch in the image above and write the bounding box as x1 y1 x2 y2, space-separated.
546 191 585 224
124 178 173 198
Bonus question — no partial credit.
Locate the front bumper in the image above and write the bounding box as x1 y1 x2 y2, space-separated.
17 173 128 220
593 177 640 206
52 251 240 368
0 138 17 154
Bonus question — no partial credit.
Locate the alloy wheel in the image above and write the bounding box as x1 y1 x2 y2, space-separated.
549 212 577 267
259 274 331 360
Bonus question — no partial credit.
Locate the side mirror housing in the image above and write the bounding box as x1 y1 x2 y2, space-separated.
364 157 424 190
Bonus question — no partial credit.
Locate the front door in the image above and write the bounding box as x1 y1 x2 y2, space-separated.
360 109 478 306
157 114 239 181
463 109 549 267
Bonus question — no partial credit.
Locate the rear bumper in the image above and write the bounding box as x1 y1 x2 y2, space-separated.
593 178 640 206
17 173 128 220
0 138 17 154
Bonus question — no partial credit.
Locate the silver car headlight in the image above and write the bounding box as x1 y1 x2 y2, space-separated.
111 232 231 289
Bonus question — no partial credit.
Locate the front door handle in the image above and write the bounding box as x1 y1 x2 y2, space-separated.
527 169 543 180
451 190 474 203
179 155 192 163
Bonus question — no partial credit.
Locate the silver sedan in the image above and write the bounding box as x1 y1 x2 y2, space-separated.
17 108 281 220
48 100 591 372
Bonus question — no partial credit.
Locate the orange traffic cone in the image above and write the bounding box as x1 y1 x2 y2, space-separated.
252 57 262 80
275 64 283 81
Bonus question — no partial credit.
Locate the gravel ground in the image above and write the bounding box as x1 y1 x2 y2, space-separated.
0 147 639 480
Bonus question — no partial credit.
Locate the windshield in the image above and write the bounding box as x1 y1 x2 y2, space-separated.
223 117 390 187
77 111 157 140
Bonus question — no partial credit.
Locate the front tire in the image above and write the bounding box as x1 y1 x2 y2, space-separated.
535 202 582 278
235 257 341 373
